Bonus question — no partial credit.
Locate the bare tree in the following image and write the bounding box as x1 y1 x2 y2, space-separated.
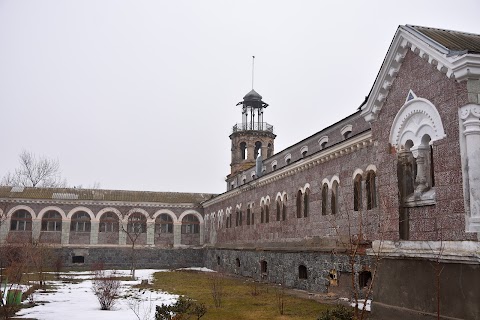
122 213 146 280
92 269 121 310
1 150 67 188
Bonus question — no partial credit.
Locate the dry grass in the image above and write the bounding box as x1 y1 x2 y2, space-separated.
153 270 330 320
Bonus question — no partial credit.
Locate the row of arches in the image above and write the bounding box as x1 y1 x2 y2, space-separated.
209 165 378 230
2 205 203 247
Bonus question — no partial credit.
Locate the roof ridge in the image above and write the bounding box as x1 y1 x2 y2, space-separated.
407 24 480 38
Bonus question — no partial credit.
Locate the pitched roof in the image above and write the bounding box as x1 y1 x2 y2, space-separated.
409 25 480 54
0 186 215 204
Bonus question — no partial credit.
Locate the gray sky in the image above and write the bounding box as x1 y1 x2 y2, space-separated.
1 0 479 194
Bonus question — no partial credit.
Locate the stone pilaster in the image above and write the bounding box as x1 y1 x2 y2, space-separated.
0 215 9 243
459 103 480 232
173 222 182 247
61 221 70 245
146 221 155 246
32 219 41 243
119 221 127 245
90 221 99 245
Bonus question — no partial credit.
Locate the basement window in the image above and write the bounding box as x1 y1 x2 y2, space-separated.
260 260 267 274
236 258 240 268
217 256 221 266
72 256 84 264
298 265 308 279
359 271 371 288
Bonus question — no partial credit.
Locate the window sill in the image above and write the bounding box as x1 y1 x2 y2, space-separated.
403 188 436 207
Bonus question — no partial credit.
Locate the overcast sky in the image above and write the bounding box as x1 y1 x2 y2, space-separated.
1 0 479 194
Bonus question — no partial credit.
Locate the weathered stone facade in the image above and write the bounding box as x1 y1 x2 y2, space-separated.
1 25 480 320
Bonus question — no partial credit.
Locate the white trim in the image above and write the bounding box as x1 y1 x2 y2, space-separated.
318 136 329 148
152 209 178 224
366 164 377 173
124 208 149 222
178 209 204 224
389 97 446 149
37 206 67 220
352 168 364 181
250 171 256 178
300 146 308 156
361 25 480 122
97 207 122 221
271 160 278 170
7 205 36 219
67 207 96 221
340 124 352 137
284 153 292 164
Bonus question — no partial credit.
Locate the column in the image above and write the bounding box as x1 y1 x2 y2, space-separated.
0 216 9 243
460 104 480 232
146 221 155 246
173 222 182 247
119 221 127 245
61 221 70 245
199 222 204 245
32 219 41 243
90 220 99 245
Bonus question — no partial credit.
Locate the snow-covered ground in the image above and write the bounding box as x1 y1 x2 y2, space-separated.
16 269 178 320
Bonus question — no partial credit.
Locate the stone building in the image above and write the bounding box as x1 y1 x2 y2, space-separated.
1 25 480 319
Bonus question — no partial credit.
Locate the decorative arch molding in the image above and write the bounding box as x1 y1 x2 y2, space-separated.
241 174 247 182
284 153 292 163
341 124 353 136
330 175 340 187
7 205 36 219
37 206 67 220
235 204 242 210
225 207 232 216
318 136 329 147
389 97 446 149
300 145 308 156
67 207 96 221
352 168 364 181
366 164 377 173
271 160 278 169
250 171 256 178
178 209 204 224
321 178 331 189
96 207 122 221
275 192 283 201
124 208 150 222
151 209 178 224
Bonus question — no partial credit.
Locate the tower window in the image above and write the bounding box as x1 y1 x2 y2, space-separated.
322 183 328 215
240 142 247 160
354 174 362 211
254 141 262 159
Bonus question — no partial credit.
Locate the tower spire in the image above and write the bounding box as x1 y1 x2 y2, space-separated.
252 56 255 90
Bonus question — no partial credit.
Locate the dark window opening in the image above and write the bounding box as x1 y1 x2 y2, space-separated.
100 212 119 232
247 208 251 225
128 212 147 234
156 214 173 233
276 201 281 221
322 184 328 215
217 256 221 266
254 141 262 159
260 206 264 223
298 265 308 279
260 260 267 274
331 181 338 214
272 164 277 170
282 196 287 221
10 210 32 231
343 131 351 139
240 142 247 160
41 210 62 231
181 214 200 234
265 204 269 223
329 269 338 286
359 271 372 288
366 171 377 210
72 256 84 264
302 150 307 157
286 158 291 165
236 258 240 268
267 143 273 157
296 190 302 218
303 189 309 217
70 211 91 232
242 178 246 184
321 141 327 150
354 174 362 211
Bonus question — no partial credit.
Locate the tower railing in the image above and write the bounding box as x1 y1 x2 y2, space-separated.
232 122 274 133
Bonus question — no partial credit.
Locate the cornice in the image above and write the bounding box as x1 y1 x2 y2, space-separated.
0 198 201 209
203 130 373 207
361 25 480 123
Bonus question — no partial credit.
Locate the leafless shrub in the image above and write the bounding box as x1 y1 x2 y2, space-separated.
92 270 121 310
209 272 224 308
275 284 286 315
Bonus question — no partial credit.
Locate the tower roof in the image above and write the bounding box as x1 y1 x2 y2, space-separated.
236 89 269 108
243 89 263 101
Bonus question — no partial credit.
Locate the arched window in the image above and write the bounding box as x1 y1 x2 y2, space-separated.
240 142 247 160
276 200 281 221
265 202 269 223
70 211 91 232
99 212 119 232
282 194 287 221
303 188 310 218
366 171 377 210
41 210 62 231
331 181 339 214
156 214 173 233
236 210 242 226
322 183 328 215
181 214 200 234
236 258 241 267
299 265 308 279
10 209 32 231
127 212 147 233
247 207 252 225
254 141 262 159
354 174 362 211
296 190 302 218
260 205 264 223
321 141 328 149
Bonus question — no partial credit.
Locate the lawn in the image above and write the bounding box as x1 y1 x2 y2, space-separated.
153 270 330 320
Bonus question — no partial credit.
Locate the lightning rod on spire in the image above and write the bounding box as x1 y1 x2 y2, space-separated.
252 56 255 89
